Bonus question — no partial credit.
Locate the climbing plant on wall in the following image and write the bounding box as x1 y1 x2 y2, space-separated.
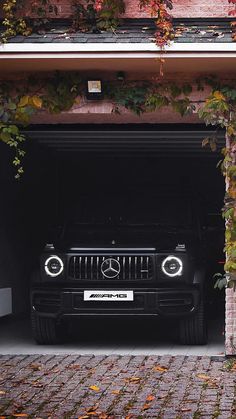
139 0 174 46
72 0 125 31
198 79 236 289
1 0 126 41
139 0 236 45
1 0 59 41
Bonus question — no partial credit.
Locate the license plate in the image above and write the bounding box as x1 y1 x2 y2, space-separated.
84 290 134 301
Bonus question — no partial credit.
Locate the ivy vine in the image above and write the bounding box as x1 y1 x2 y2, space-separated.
71 0 125 32
1 0 125 41
1 0 32 42
139 0 174 46
198 80 236 289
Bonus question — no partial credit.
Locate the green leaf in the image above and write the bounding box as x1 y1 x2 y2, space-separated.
8 102 17 110
182 83 192 95
0 131 11 143
223 208 234 219
170 84 182 98
230 248 236 258
9 125 19 135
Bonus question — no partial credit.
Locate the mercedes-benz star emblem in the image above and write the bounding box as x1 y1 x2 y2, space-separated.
101 258 121 279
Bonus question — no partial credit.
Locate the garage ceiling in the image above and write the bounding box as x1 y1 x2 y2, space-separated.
26 127 225 158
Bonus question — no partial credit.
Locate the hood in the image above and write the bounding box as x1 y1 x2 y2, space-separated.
51 223 200 252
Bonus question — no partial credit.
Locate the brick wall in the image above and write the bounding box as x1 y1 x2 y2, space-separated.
6 0 230 19
56 0 230 18
225 288 236 355
124 0 230 18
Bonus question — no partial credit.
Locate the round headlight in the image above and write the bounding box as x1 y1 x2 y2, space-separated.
161 256 183 277
45 256 64 277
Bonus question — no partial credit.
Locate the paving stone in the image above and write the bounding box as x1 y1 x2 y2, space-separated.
0 355 236 418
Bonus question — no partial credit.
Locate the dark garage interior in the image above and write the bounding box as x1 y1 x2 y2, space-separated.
0 124 225 345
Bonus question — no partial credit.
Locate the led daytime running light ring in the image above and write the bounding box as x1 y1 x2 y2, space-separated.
45 255 64 277
161 255 183 277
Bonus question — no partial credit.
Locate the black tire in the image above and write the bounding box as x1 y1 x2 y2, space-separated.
179 299 207 345
31 310 61 345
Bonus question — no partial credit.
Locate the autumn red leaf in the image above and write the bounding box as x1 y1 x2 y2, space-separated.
153 365 168 372
142 403 152 410
87 405 99 412
230 361 236 370
146 395 155 402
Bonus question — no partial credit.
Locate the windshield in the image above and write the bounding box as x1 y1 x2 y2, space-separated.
64 192 194 227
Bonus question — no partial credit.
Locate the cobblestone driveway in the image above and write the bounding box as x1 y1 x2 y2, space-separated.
0 355 235 419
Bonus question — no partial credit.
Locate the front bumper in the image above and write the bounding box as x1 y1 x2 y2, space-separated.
31 286 201 319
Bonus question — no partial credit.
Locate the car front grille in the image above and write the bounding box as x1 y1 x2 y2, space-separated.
68 255 154 280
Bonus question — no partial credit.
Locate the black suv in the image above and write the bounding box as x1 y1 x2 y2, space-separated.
31 192 208 345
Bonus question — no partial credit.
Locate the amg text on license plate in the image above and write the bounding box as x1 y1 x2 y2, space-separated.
84 291 134 301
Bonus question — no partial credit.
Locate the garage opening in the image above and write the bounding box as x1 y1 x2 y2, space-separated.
0 124 225 349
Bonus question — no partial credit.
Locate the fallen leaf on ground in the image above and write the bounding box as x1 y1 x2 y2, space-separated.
69 364 81 370
14 379 26 386
0 391 6 395
86 405 99 413
32 382 44 388
13 415 29 418
196 374 218 388
111 390 120 395
196 374 211 381
51 368 60 373
180 408 192 412
89 385 100 391
78 405 101 419
146 395 155 401
184 399 198 403
142 403 151 410
126 377 141 383
153 365 168 372
29 364 41 371
80 410 108 419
